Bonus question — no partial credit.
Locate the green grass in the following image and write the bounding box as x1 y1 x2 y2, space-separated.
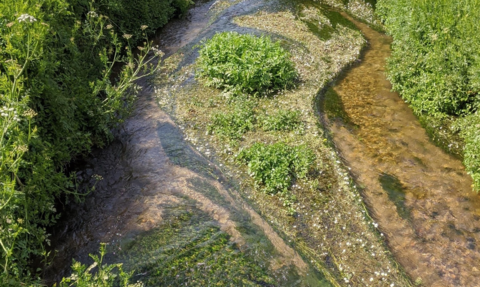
377 0 480 191
196 32 297 96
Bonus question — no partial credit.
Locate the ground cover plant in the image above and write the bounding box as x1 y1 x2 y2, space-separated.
0 0 189 284
207 96 256 141
196 31 297 96
260 109 302 131
238 142 315 194
154 0 412 285
376 0 480 191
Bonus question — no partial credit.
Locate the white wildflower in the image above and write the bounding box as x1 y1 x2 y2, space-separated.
87 11 98 18
18 14 37 23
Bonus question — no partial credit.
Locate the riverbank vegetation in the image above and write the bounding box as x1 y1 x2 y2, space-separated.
0 0 191 284
376 0 480 191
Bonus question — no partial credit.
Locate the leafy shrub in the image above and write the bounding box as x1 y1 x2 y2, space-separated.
454 113 480 191
208 98 256 140
260 109 301 131
196 32 297 96
377 0 480 116
376 0 480 191
237 142 315 194
0 0 173 282
94 0 193 44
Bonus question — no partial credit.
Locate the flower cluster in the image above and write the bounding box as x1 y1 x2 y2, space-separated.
87 11 98 18
0 106 20 122
151 46 165 57
17 14 37 23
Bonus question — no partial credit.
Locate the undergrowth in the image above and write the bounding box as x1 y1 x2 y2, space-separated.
207 97 256 140
56 244 142 287
376 0 480 191
260 109 302 131
0 0 191 284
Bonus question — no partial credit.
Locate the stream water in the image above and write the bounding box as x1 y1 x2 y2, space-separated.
319 14 480 287
43 1 325 286
43 1 480 286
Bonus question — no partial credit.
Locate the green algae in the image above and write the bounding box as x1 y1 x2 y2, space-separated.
117 209 277 286
379 173 411 220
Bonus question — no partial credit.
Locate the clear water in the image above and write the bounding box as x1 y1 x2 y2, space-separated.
319 14 480 287
43 1 327 286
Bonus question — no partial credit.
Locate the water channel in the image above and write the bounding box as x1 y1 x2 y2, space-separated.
319 14 480 287
43 0 480 286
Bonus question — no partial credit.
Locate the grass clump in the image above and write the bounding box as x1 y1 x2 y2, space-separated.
260 109 302 131
376 0 480 191
196 32 297 96
237 142 315 194
207 98 256 140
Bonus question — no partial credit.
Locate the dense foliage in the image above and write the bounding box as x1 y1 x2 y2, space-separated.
376 0 480 190
196 32 297 96
0 0 189 284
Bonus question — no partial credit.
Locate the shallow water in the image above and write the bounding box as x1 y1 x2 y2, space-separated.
43 0 327 286
319 14 480 287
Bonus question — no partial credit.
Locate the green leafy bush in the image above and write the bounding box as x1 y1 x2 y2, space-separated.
0 0 177 282
237 142 315 194
196 32 297 96
260 109 301 131
207 98 256 140
94 0 193 43
376 0 480 191
377 0 480 116
454 112 480 190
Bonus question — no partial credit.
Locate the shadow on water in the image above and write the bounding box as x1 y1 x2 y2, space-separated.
316 12 480 287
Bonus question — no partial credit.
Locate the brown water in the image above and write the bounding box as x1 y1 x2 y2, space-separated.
43 0 320 285
319 14 480 287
